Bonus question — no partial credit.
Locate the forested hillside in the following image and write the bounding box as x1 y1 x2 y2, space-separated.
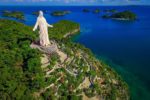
0 19 129 100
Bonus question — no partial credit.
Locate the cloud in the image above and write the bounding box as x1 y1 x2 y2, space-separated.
0 0 149 5
10 0 100 4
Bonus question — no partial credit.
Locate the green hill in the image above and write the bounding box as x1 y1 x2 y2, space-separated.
0 19 129 100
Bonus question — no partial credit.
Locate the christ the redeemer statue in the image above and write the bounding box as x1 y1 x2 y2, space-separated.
33 11 53 47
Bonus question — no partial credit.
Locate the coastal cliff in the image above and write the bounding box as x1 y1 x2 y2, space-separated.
0 19 129 100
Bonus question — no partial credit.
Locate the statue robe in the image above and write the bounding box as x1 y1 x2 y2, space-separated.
33 16 53 46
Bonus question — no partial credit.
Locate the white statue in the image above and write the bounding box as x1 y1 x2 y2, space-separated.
33 11 53 47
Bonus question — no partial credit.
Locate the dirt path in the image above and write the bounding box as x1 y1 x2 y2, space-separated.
82 92 99 100
56 50 67 63
78 77 91 89
41 54 50 69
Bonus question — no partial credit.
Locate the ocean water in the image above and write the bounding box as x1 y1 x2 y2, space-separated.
0 6 150 100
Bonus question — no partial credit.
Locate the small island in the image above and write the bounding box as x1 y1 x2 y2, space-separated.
32 11 39 16
104 9 117 13
51 10 71 16
82 9 90 13
102 14 110 19
2 10 25 20
32 10 48 16
0 19 129 100
93 9 100 14
102 10 137 20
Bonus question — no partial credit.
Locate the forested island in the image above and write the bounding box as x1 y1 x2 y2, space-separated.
1 10 25 20
82 9 90 12
102 10 137 20
32 10 48 16
104 9 117 13
93 9 100 14
0 19 129 100
32 11 39 16
51 10 71 16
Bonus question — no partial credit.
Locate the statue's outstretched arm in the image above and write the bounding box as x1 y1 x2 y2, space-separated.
33 19 39 31
47 23 53 28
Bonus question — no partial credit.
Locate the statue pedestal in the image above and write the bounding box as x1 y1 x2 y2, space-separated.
30 42 67 63
30 42 58 54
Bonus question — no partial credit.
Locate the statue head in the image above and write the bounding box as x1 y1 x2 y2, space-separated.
39 11 43 17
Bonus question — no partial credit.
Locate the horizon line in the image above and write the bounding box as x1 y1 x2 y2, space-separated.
0 4 150 6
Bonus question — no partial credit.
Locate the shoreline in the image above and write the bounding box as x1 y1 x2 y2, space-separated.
70 33 150 99
71 32 150 100
111 18 131 21
97 55 150 100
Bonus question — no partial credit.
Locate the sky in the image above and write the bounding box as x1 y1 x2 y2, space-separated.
0 0 149 6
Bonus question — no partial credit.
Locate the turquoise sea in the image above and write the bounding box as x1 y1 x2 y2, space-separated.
0 6 150 100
